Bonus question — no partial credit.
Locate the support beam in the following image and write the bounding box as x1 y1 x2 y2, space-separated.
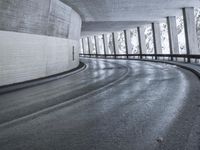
152 23 162 56
113 32 119 55
124 29 132 57
137 27 146 59
183 7 198 56
103 34 109 56
94 36 100 55
167 16 179 55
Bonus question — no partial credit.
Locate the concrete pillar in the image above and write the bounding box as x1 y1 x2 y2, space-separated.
87 37 91 55
112 32 119 55
167 16 179 54
124 29 132 55
88 37 94 54
87 37 92 54
83 38 89 54
183 7 198 55
94 36 100 55
152 23 162 55
137 27 146 58
103 34 109 55
107 34 114 55
81 38 85 54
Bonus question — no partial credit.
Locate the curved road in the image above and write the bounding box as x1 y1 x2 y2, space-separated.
0 58 200 150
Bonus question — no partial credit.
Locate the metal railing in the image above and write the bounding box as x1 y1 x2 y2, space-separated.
80 53 200 64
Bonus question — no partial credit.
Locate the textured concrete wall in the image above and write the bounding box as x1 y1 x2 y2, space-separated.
0 0 82 86
69 10 82 40
0 0 81 40
0 31 79 86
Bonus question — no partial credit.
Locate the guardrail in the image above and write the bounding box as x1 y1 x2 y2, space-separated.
79 53 200 64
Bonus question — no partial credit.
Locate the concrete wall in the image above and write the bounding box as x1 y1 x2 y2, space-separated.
0 0 81 40
0 0 82 86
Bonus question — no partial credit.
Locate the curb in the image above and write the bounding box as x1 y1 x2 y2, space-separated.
0 62 87 95
83 57 200 79
133 59 200 79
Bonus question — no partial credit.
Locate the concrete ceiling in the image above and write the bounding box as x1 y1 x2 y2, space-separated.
61 0 200 35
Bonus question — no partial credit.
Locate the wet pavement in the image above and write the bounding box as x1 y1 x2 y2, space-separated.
0 58 200 150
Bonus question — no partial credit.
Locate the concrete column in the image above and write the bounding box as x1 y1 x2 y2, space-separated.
87 37 91 55
183 7 198 55
83 38 89 54
152 23 162 55
88 37 94 54
103 34 109 55
94 36 100 55
124 29 132 55
167 16 179 54
107 34 114 55
112 32 119 54
137 27 146 58
81 38 85 54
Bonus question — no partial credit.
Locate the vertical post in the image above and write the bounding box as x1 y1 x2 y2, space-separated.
81 38 85 55
167 16 179 61
88 37 94 56
94 35 100 57
112 32 117 58
87 37 91 57
183 7 198 62
124 29 132 58
113 32 119 54
152 23 162 60
83 37 89 55
103 34 108 57
72 46 75 61
137 26 146 59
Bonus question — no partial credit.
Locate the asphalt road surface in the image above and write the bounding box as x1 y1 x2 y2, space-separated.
0 58 200 150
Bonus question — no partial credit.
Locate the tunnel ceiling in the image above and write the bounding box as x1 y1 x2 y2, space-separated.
60 0 200 35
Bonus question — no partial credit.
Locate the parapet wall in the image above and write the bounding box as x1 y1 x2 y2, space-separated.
0 0 82 86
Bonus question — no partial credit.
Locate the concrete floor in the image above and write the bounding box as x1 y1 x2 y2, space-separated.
0 58 200 150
